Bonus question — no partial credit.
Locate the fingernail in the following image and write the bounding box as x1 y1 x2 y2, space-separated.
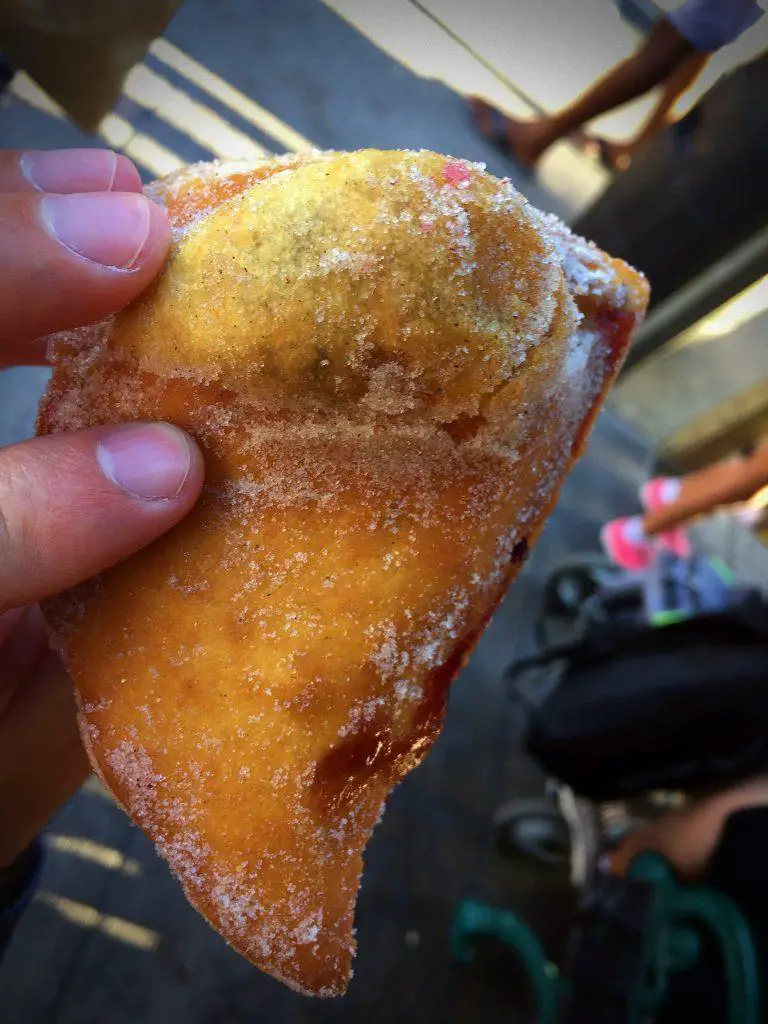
97 424 192 501
22 149 118 193
41 192 151 269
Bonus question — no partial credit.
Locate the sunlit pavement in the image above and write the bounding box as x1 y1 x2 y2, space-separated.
0 2 753 1022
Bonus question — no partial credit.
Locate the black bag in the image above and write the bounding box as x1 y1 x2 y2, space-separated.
526 594 768 801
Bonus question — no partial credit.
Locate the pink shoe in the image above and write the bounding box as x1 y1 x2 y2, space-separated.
639 478 692 558
640 477 681 513
600 517 653 571
657 527 692 560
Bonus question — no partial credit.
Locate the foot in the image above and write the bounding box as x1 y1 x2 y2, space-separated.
469 97 556 169
602 513 692 568
581 135 634 173
658 527 692 560
601 516 653 571
640 477 682 514
639 477 692 558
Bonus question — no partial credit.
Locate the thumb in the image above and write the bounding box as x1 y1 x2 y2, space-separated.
0 422 204 611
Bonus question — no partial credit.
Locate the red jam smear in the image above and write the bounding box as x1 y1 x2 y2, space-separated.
442 159 472 187
572 304 636 457
313 537 530 818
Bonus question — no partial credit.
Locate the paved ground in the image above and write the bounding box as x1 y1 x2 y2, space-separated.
614 285 768 448
0 1 764 1021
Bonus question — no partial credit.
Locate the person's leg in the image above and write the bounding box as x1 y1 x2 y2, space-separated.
471 17 696 168
603 445 768 566
593 49 709 171
610 775 768 880
643 443 768 535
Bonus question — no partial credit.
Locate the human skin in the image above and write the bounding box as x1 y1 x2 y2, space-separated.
0 148 205 868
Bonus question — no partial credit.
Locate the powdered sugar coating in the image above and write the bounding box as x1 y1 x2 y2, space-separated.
107 150 586 426
40 149 647 997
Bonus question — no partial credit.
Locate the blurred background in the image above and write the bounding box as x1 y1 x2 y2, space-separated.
0 1 766 1021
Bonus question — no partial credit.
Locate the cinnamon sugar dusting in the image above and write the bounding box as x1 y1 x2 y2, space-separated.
39 149 648 997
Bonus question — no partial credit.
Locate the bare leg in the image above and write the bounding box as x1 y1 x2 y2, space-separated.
470 18 697 168
643 443 768 535
611 775 768 880
594 50 709 171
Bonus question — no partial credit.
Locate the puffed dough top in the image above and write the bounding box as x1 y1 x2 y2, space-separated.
111 150 582 420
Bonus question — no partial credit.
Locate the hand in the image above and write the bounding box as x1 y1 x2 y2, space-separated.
0 149 204 867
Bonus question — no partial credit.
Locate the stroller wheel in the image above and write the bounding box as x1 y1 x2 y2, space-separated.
537 554 622 648
493 798 571 869
542 555 619 618
505 658 564 710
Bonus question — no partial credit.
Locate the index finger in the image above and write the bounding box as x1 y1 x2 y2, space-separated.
0 190 171 366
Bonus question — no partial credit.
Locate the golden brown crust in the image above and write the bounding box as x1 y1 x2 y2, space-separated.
39 150 648 996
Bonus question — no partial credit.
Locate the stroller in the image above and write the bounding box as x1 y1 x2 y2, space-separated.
452 549 768 1023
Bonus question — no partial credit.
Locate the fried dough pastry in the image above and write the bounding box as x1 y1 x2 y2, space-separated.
39 150 648 996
